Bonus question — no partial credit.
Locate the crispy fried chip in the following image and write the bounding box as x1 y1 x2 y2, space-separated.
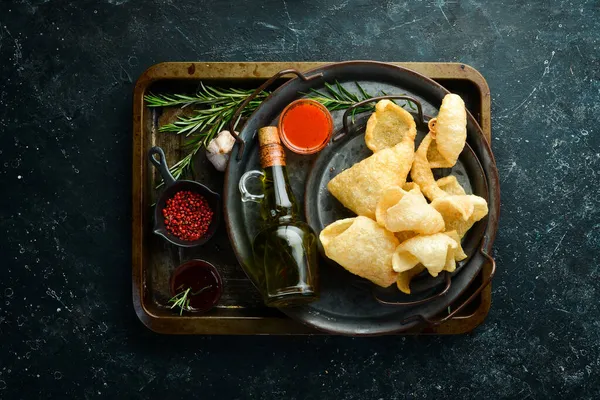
432 195 489 238
444 230 467 262
396 264 426 294
376 186 445 234
437 231 468 273
402 182 420 192
395 231 418 243
410 133 448 201
320 216 399 287
375 186 403 227
396 231 467 282
392 233 459 277
427 94 467 168
430 195 475 221
365 100 417 153
426 138 454 169
328 141 414 219
436 176 467 196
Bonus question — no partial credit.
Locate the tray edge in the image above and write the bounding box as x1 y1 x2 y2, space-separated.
132 61 493 335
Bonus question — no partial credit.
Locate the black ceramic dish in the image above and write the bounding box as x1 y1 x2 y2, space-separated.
148 146 221 248
224 61 500 336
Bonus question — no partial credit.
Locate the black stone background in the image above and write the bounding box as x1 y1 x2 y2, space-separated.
1 0 599 398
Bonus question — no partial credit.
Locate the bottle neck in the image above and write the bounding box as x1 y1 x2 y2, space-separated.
257 126 298 223
261 164 298 223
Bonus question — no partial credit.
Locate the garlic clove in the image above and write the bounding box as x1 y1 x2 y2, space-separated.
206 130 237 172
206 152 229 172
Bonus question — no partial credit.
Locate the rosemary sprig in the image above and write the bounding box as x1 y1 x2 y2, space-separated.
305 81 416 121
167 152 196 183
159 99 265 142
144 83 269 108
168 288 191 316
306 81 376 118
145 84 269 182
168 285 214 315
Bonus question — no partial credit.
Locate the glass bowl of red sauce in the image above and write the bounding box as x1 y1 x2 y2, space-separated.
169 259 223 314
278 99 333 155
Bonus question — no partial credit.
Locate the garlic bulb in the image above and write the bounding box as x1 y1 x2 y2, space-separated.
206 130 236 172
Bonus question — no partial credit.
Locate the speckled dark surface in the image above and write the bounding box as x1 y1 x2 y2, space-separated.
1 0 599 398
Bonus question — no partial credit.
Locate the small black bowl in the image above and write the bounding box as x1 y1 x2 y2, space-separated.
148 146 221 248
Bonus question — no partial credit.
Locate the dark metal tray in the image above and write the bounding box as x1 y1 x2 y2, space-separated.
132 62 493 335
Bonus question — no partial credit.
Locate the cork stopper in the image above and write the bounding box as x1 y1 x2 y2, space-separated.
258 126 285 168
258 126 281 146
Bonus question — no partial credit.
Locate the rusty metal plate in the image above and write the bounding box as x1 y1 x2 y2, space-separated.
132 61 494 335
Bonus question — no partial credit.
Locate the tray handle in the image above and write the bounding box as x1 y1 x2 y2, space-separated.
334 95 425 142
400 250 496 328
229 68 324 160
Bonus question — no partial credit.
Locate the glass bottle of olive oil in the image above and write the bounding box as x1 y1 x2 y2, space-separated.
240 127 319 307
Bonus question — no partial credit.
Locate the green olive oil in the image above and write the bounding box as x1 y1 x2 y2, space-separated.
251 127 319 307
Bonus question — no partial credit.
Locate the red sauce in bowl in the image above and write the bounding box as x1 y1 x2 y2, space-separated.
278 99 333 154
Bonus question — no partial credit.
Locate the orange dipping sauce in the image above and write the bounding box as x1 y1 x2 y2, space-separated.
278 99 333 154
